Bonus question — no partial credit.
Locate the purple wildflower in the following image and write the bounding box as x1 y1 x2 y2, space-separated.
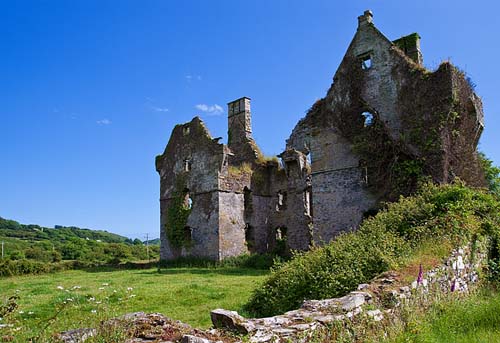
417 264 423 284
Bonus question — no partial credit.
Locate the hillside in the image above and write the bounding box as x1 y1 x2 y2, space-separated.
0 217 159 275
0 217 131 243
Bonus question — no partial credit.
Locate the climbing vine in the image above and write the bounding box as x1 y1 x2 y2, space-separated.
165 174 192 248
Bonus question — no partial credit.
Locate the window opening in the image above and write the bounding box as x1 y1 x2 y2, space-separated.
361 55 372 70
275 226 287 241
244 223 255 251
274 226 288 256
306 152 312 165
183 126 190 135
184 159 192 172
183 226 192 243
183 189 192 209
276 191 287 212
304 187 312 216
361 112 374 127
243 187 252 213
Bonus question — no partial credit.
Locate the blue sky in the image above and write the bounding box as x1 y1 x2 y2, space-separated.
1 1 499 239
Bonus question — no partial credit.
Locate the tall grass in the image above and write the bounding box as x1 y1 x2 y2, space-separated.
384 286 500 343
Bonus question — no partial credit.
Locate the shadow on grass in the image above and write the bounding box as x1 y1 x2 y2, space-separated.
79 263 268 277
150 267 268 277
79 261 160 273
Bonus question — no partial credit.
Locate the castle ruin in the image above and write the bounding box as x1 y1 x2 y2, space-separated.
155 11 485 261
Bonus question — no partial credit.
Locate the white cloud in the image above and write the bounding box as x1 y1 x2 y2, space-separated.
96 119 112 125
195 104 223 116
151 106 169 112
186 75 202 82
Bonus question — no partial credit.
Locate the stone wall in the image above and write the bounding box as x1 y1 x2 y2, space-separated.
218 192 248 259
311 168 376 243
210 240 488 343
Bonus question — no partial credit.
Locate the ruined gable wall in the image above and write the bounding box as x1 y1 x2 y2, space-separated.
286 18 485 244
156 117 225 260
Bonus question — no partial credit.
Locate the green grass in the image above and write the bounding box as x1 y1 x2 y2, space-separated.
0 266 267 340
387 286 500 343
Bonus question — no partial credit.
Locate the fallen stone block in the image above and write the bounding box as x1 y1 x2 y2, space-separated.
210 309 255 334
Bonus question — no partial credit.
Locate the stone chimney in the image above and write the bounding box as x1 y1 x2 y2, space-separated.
227 97 252 147
358 10 373 27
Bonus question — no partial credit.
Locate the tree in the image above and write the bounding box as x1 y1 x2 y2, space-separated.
479 152 500 197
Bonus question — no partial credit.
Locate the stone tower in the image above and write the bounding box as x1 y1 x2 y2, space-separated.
227 97 261 164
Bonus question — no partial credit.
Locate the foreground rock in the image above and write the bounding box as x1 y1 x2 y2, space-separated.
57 312 236 343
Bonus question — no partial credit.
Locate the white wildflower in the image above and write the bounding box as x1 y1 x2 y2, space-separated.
102 283 109 286
91 309 97 314
98 287 105 290
127 287 133 292
56 286 64 290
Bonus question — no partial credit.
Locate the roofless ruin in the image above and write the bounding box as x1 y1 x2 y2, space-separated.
156 11 485 261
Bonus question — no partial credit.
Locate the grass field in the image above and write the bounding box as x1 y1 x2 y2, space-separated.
0 266 268 340
384 286 500 343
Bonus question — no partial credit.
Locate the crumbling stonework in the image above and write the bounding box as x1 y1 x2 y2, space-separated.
156 10 485 261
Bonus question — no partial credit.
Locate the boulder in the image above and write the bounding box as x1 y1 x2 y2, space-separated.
210 309 255 334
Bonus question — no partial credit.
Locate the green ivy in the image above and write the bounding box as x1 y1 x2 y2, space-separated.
165 174 192 248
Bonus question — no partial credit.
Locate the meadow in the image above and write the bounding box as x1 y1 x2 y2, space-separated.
0 266 268 340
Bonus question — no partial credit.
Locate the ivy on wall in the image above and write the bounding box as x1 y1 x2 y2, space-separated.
165 174 192 248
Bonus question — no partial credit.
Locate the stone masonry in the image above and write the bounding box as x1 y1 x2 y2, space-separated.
156 10 485 261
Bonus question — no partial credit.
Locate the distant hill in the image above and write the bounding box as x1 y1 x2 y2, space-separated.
144 238 160 245
0 217 131 244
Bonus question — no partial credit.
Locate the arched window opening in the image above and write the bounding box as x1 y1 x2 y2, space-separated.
361 112 374 127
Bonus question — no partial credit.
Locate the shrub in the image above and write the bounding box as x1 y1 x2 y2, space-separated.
245 182 500 317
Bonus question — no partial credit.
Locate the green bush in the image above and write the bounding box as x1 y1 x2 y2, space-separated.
245 182 500 317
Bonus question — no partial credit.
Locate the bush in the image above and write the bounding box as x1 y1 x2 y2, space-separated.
244 182 500 317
